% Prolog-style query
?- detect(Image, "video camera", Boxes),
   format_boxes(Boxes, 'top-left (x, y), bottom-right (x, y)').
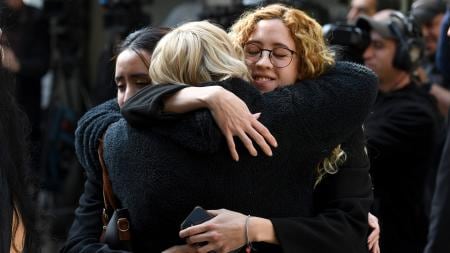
top-left (323, 23), bottom-right (370, 64)
top-left (99, 0), bottom-right (149, 32)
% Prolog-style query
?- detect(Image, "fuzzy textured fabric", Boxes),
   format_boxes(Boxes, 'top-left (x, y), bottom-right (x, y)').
top-left (108, 61), bottom-right (377, 252)
top-left (74, 99), bottom-right (121, 180)
top-left (65, 61), bottom-right (378, 253)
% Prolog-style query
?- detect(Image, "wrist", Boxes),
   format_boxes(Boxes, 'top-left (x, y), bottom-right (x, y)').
top-left (164, 86), bottom-right (222, 113)
top-left (248, 217), bottom-right (277, 244)
top-left (200, 86), bottom-right (226, 110)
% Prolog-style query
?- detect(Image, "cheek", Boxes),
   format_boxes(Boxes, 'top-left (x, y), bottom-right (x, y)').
top-left (127, 85), bottom-right (140, 99)
top-left (280, 64), bottom-right (298, 85)
top-left (432, 28), bottom-right (440, 39)
top-left (246, 61), bottom-right (256, 73)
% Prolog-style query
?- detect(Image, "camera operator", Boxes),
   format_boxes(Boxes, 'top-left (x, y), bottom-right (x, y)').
top-left (356, 9), bottom-right (443, 253)
top-left (411, 0), bottom-right (450, 117)
top-left (324, 0), bottom-right (376, 64)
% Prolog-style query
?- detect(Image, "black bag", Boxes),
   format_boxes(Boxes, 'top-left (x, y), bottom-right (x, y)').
top-left (98, 139), bottom-right (132, 251)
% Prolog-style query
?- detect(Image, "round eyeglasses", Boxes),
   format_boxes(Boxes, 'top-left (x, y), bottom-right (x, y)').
top-left (243, 43), bottom-right (296, 68)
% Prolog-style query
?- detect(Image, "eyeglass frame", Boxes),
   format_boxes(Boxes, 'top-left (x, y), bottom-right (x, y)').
top-left (243, 43), bottom-right (297, 68)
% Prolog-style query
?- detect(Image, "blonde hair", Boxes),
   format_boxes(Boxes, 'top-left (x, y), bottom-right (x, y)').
top-left (229, 3), bottom-right (335, 80)
top-left (11, 207), bottom-right (25, 253)
top-left (315, 145), bottom-right (347, 187)
top-left (230, 4), bottom-right (344, 184)
top-left (149, 21), bottom-right (251, 85)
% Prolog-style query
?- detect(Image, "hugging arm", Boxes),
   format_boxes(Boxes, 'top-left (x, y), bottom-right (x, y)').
top-left (61, 100), bottom-right (131, 253)
top-left (122, 61), bottom-right (378, 157)
top-left (74, 99), bottom-right (122, 174)
top-left (123, 84), bottom-right (276, 161)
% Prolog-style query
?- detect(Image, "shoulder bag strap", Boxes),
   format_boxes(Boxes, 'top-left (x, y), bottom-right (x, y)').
top-left (98, 138), bottom-right (118, 219)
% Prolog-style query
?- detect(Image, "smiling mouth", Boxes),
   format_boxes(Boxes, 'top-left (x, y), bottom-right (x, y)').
top-left (253, 76), bottom-right (274, 81)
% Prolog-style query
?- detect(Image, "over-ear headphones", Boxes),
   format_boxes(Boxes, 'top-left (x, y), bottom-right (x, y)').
top-left (388, 11), bottom-right (424, 72)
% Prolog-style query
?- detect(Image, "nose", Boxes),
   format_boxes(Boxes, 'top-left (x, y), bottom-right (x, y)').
top-left (117, 92), bottom-right (125, 108)
top-left (123, 87), bottom-right (132, 103)
top-left (255, 51), bottom-right (273, 68)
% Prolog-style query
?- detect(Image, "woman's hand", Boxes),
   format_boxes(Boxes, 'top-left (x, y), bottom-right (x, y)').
top-left (163, 86), bottom-right (277, 161)
top-left (162, 244), bottom-right (197, 253)
top-left (368, 212), bottom-right (380, 253)
top-left (179, 209), bottom-right (247, 253)
top-left (205, 87), bottom-right (277, 161)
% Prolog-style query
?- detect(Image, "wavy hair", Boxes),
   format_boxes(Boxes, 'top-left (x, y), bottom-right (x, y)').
top-left (230, 4), bottom-right (344, 184)
top-left (149, 21), bottom-right (251, 85)
top-left (229, 3), bottom-right (335, 80)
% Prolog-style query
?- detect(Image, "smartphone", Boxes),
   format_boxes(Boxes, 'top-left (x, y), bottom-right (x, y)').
top-left (180, 206), bottom-right (214, 230)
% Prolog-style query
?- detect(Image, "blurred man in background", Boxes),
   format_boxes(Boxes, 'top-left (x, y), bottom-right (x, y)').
top-left (424, 4), bottom-right (450, 253)
top-left (411, 0), bottom-right (446, 60)
top-left (411, 0), bottom-right (450, 116)
top-left (357, 9), bottom-right (443, 253)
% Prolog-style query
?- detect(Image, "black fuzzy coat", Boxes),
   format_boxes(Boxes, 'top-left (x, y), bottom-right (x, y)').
top-left (62, 62), bottom-right (377, 253)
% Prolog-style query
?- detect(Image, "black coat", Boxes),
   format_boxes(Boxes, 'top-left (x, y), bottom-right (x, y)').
top-left (62, 62), bottom-right (377, 253)
top-left (424, 112), bottom-right (450, 253)
top-left (365, 82), bottom-right (443, 253)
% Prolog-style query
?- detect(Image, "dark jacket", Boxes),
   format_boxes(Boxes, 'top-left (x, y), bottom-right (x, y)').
top-left (436, 8), bottom-right (450, 88)
top-left (424, 111), bottom-right (450, 253)
top-left (62, 62), bottom-right (377, 253)
top-left (365, 82), bottom-right (442, 253)
top-left (424, 7), bottom-right (450, 253)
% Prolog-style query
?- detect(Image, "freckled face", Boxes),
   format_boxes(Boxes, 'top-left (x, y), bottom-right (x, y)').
top-left (245, 19), bottom-right (299, 93)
